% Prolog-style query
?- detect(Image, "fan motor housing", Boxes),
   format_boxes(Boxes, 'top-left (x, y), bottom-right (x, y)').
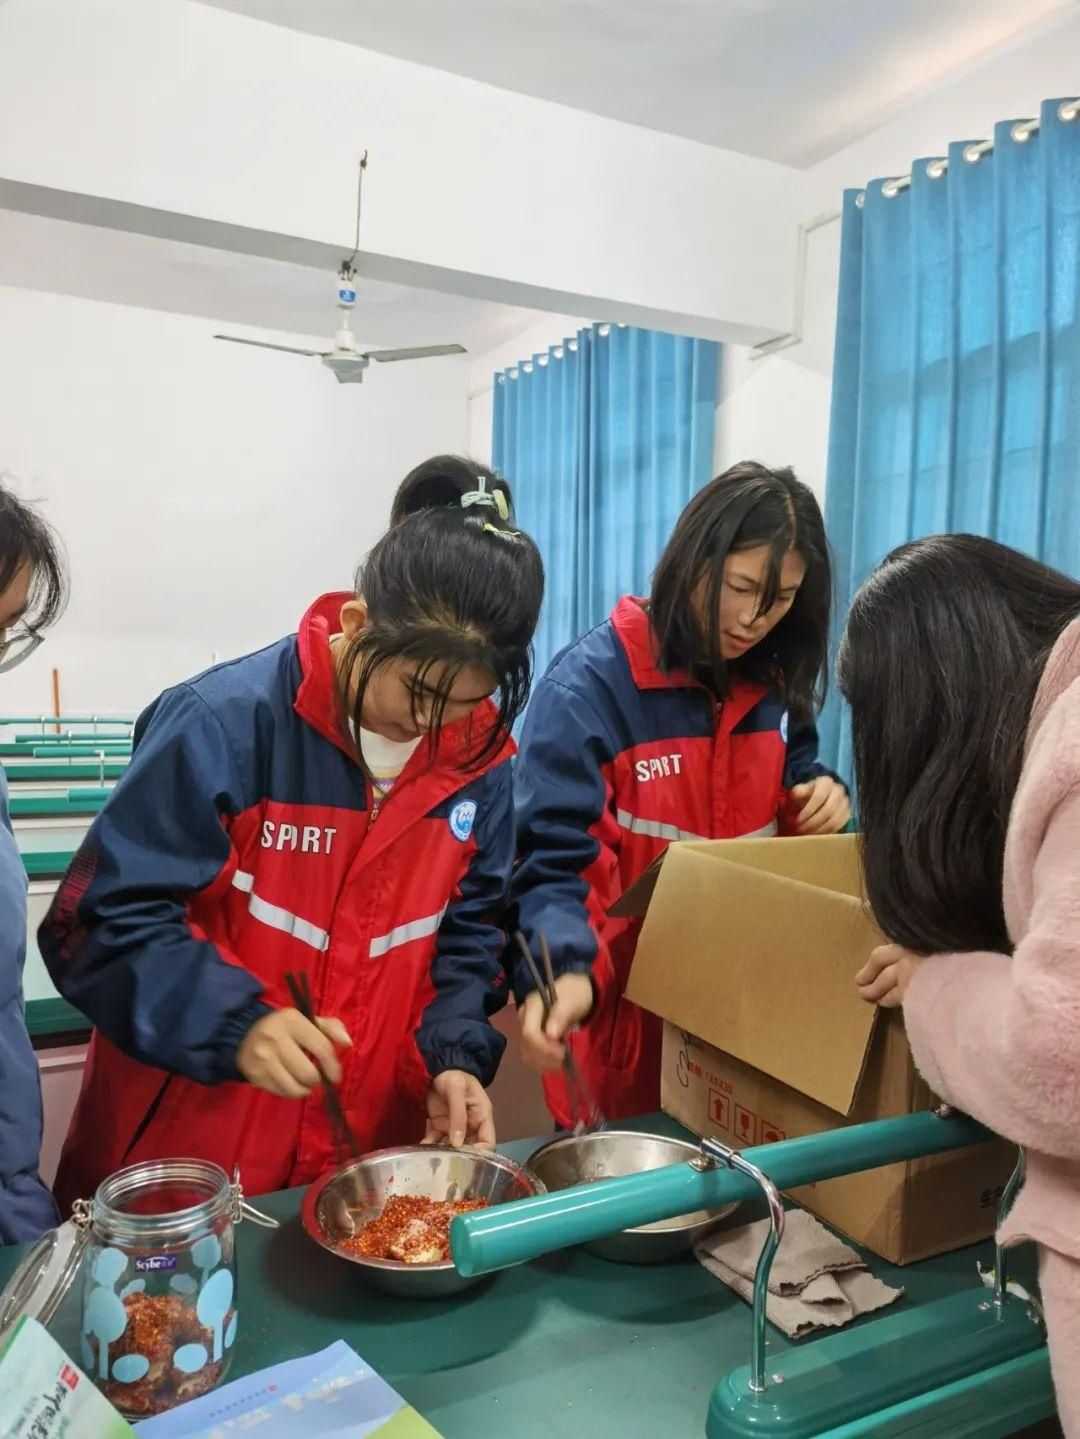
top-left (321, 352), bottom-right (369, 384)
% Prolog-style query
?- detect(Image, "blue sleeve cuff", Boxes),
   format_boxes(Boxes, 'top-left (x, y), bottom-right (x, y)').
top-left (510, 958), bottom-right (598, 1017)
top-left (214, 998), bottom-right (274, 1084)
top-left (419, 1027), bottom-right (507, 1088)
top-left (788, 760), bottom-right (848, 792)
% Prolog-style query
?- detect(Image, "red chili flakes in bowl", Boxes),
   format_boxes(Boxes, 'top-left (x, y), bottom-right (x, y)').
top-left (340, 1194), bottom-right (489, 1264)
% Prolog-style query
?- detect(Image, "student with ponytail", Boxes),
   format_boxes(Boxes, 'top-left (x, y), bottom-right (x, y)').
top-left (41, 459), bottom-right (543, 1208)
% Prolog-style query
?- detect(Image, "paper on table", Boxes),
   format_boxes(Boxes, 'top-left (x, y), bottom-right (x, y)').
top-left (132, 1340), bottom-right (443, 1439)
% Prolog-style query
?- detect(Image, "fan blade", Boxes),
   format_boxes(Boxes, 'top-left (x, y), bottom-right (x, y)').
top-left (214, 335), bottom-right (325, 358)
top-left (365, 344), bottom-right (467, 363)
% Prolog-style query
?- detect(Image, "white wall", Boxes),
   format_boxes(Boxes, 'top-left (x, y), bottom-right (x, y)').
top-left (1, 282), bottom-right (560, 1143)
top-left (0, 284), bottom-right (469, 714)
top-left (802, 7), bottom-right (1080, 213)
top-left (715, 6), bottom-right (1080, 508)
top-left (38, 1045), bottom-right (87, 1187)
top-left (0, 0), bottom-right (798, 344)
top-left (2, 282), bottom-right (562, 1145)
top-left (713, 223), bottom-right (840, 504)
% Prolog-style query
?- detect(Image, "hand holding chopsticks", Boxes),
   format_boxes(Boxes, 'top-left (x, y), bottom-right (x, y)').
top-left (235, 996), bottom-right (351, 1100)
top-left (226, 969), bottom-right (364, 1164)
top-left (515, 938), bottom-right (595, 1073)
top-left (514, 932), bottom-right (605, 1134)
top-left (280, 971), bottom-right (363, 1163)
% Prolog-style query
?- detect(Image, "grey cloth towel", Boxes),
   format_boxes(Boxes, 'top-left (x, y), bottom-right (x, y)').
top-left (695, 1208), bottom-right (903, 1339)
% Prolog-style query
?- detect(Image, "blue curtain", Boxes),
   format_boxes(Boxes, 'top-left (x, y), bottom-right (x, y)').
top-left (823, 97), bottom-right (1080, 773)
top-left (493, 324), bottom-right (719, 680)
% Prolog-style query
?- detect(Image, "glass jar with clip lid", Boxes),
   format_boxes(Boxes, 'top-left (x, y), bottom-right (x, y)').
top-left (0, 1159), bottom-right (277, 1419)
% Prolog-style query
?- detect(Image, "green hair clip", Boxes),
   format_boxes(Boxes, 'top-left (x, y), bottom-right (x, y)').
top-left (462, 474), bottom-right (511, 522)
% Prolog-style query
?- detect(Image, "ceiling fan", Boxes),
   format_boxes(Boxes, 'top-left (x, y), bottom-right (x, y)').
top-left (213, 154), bottom-right (466, 384)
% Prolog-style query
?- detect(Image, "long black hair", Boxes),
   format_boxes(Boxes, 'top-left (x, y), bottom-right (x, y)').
top-left (838, 534), bottom-right (1080, 955)
top-left (390, 455), bottom-right (514, 526)
top-left (650, 461), bottom-right (831, 721)
top-left (0, 480), bottom-right (67, 629)
top-left (342, 460), bottom-right (542, 771)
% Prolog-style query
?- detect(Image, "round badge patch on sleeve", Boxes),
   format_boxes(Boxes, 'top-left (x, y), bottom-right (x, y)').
top-left (780, 710), bottom-right (789, 743)
top-left (449, 800), bottom-right (478, 842)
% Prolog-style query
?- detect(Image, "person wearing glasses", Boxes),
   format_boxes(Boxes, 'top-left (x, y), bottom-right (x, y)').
top-left (0, 483), bottom-right (67, 1243)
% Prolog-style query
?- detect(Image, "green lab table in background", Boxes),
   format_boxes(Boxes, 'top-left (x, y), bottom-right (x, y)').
top-left (0, 743), bottom-right (131, 757)
top-left (4, 759), bottom-right (129, 782)
top-left (10, 732), bottom-right (132, 744)
top-left (16, 826), bottom-right (87, 877)
top-left (18, 827), bottom-right (89, 1039)
top-left (8, 788), bottom-right (111, 818)
top-left (0, 1117), bottom-right (1046, 1439)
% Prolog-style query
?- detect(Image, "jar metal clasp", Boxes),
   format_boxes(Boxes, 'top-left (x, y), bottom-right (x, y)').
top-left (229, 1168), bottom-right (280, 1229)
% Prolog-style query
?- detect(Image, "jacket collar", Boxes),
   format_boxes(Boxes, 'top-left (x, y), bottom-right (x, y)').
top-left (293, 592), bottom-right (513, 772)
top-left (611, 596), bottom-right (688, 691)
top-left (610, 595), bottom-right (770, 727)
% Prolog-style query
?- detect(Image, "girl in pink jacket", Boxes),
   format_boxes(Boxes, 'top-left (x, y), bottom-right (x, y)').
top-left (840, 534), bottom-right (1080, 1434)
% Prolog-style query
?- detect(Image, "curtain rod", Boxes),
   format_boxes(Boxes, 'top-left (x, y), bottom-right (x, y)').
top-left (497, 324), bottom-right (623, 380)
top-left (867, 97), bottom-right (1080, 203)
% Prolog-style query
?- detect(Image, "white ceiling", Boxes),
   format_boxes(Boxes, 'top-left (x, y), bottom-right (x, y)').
top-left (197, 0), bottom-right (1077, 167)
top-left (0, 210), bottom-right (543, 355)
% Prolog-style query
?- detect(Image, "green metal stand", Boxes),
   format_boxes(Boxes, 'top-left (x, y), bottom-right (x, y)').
top-left (817, 1350), bottom-right (1054, 1437)
top-left (451, 1116), bottom-right (1054, 1434)
top-left (705, 1151), bottom-right (1047, 1438)
top-left (452, 1111), bottom-right (993, 1276)
top-left (706, 1292), bottom-right (1045, 1437)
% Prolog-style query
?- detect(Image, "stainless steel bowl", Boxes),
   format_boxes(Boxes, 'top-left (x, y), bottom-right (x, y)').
top-left (301, 1146), bottom-right (545, 1297)
top-left (527, 1130), bottom-right (738, 1265)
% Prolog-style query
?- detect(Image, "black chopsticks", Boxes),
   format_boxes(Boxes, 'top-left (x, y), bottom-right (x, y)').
top-left (283, 970), bottom-right (363, 1165)
top-left (513, 931), bottom-right (605, 1135)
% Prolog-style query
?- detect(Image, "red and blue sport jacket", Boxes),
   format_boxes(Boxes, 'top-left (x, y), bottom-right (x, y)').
top-left (41, 594), bottom-right (514, 1207)
top-left (512, 595), bottom-right (838, 1128)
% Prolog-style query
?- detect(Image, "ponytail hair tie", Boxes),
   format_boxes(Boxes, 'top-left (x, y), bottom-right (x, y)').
top-left (461, 475), bottom-right (511, 522)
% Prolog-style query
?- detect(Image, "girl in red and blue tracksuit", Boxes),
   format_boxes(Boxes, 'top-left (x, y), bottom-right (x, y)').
top-left (512, 462), bottom-right (850, 1128)
top-left (40, 460), bottom-right (543, 1209)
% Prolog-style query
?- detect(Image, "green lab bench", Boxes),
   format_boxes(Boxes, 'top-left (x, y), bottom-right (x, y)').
top-left (0, 714), bottom-right (133, 726)
top-left (8, 787), bottom-right (111, 818)
top-left (17, 826), bottom-right (83, 878)
top-left (0, 1116), bottom-right (1054, 1438)
top-left (0, 743), bottom-right (131, 757)
top-left (11, 731), bottom-right (132, 744)
top-left (23, 996), bottom-right (89, 1040)
top-left (4, 759), bottom-right (129, 782)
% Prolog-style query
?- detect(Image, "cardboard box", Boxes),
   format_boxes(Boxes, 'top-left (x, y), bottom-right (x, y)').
top-left (617, 834), bottom-right (1016, 1265)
